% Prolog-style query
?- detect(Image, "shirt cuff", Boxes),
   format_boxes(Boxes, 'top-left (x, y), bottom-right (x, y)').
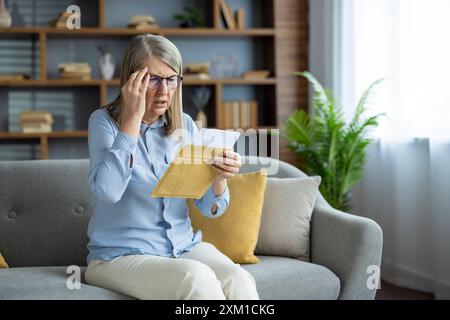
top-left (199, 184), bottom-right (230, 218)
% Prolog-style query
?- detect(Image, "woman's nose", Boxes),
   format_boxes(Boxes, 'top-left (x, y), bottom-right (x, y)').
top-left (157, 79), bottom-right (169, 94)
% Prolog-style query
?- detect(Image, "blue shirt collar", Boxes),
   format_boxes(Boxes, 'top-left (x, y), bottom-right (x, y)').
top-left (141, 114), bottom-right (168, 129)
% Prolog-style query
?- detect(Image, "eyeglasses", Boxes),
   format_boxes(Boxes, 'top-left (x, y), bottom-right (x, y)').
top-left (148, 74), bottom-right (183, 90)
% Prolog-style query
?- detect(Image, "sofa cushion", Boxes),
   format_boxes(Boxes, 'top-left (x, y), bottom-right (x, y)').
top-left (242, 256), bottom-right (340, 300)
top-left (0, 160), bottom-right (92, 268)
top-left (0, 256), bottom-right (340, 300)
top-left (255, 176), bottom-right (321, 260)
top-left (188, 170), bottom-right (267, 264)
top-left (0, 267), bottom-right (133, 300)
top-left (0, 253), bottom-right (8, 268)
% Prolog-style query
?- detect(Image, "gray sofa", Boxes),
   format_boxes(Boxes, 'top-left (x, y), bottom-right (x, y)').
top-left (0, 157), bottom-right (382, 300)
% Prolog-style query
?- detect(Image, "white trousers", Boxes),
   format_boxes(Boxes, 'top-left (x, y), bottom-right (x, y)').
top-left (85, 242), bottom-right (259, 300)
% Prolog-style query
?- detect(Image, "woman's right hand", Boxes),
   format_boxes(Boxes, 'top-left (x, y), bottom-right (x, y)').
top-left (120, 67), bottom-right (150, 137)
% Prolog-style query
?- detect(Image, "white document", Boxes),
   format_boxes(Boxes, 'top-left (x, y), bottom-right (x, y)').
top-left (192, 128), bottom-right (241, 149)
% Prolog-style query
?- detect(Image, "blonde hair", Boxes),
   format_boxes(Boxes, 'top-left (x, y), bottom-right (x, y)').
top-left (104, 34), bottom-right (184, 136)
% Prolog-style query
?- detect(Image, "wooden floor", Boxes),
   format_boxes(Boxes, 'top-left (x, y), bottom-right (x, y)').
top-left (376, 281), bottom-right (434, 300)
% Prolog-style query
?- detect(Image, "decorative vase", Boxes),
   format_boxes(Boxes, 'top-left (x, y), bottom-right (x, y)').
top-left (99, 52), bottom-right (115, 80)
top-left (196, 110), bottom-right (208, 128)
top-left (0, 0), bottom-right (12, 28)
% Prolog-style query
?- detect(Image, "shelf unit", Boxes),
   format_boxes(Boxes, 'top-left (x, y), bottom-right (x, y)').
top-left (0, 0), bottom-right (309, 162)
top-left (0, 27), bottom-right (276, 37)
top-left (0, 130), bottom-right (88, 160)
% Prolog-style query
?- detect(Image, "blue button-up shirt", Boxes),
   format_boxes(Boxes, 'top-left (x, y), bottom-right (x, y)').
top-left (86, 108), bottom-right (230, 264)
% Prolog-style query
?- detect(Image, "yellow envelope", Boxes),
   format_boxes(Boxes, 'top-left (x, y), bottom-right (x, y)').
top-left (151, 144), bottom-right (233, 199)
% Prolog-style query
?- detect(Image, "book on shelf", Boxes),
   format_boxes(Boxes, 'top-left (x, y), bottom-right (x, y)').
top-left (20, 110), bottom-right (53, 116)
top-left (0, 74), bottom-right (30, 81)
top-left (58, 62), bottom-right (91, 70)
top-left (236, 8), bottom-right (245, 29)
top-left (21, 119), bottom-right (54, 126)
top-left (129, 15), bottom-right (156, 24)
top-left (183, 73), bottom-right (211, 80)
top-left (128, 15), bottom-right (160, 30)
top-left (128, 23), bottom-right (160, 30)
top-left (185, 62), bottom-right (210, 74)
top-left (59, 73), bottom-right (92, 80)
top-left (20, 110), bottom-right (54, 133)
top-left (242, 70), bottom-right (270, 79)
top-left (220, 100), bottom-right (258, 129)
top-left (20, 110), bottom-right (54, 124)
top-left (22, 125), bottom-right (52, 133)
top-left (218, 0), bottom-right (236, 29)
top-left (58, 63), bottom-right (92, 80)
top-left (184, 62), bottom-right (211, 80)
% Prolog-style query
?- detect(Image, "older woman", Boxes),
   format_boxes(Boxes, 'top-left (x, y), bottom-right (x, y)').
top-left (84, 34), bottom-right (259, 300)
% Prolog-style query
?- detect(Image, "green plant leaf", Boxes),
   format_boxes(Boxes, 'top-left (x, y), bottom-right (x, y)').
top-left (295, 71), bottom-right (331, 111)
top-left (180, 5), bottom-right (205, 27)
top-left (173, 14), bottom-right (186, 21)
top-left (350, 78), bottom-right (385, 133)
top-left (282, 109), bottom-right (316, 146)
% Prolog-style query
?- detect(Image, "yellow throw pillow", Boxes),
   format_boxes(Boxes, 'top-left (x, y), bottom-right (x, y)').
top-left (0, 253), bottom-right (9, 269)
top-left (188, 170), bottom-right (267, 264)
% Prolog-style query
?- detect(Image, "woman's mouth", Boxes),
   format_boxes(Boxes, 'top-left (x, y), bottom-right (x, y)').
top-left (153, 100), bottom-right (167, 108)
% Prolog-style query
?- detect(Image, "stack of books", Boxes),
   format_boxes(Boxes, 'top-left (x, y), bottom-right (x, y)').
top-left (58, 63), bottom-right (92, 80)
top-left (20, 110), bottom-right (54, 133)
top-left (219, 100), bottom-right (258, 129)
top-left (184, 62), bottom-right (211, 80)
top-left (128, 15), bottom-right (160, 30)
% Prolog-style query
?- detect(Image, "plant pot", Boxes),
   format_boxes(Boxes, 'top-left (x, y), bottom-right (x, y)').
top-left (179, 21), bottom-right (190, 28)
top-left (99, 52), bottom-right (115, 80)
top-left (179, 20), bottom-right (198, 28)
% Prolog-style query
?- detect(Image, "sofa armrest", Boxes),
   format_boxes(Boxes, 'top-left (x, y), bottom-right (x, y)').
top-left (310, 202), bottom-right (383, 300)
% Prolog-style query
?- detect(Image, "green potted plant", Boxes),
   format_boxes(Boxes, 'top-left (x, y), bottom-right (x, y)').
top-left (173, 5), bottom-right (205, 28)
top-left (282, 71), bottom-right (384, 211)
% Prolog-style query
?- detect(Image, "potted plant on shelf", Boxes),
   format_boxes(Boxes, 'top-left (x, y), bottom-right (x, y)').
top-left (97, 44), bottom-right (115, 80)
top-left (282, 71), bottom-right (384, 211)
top-left (173, 5), bottom-right (205, 28)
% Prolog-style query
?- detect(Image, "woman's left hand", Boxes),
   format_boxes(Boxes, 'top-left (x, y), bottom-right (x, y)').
top-left (210, 149), bottom-right (241, 181)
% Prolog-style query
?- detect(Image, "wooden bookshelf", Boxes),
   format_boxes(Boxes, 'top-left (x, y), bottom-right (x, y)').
top-left (0, 131), bottom-right (88, 160)
top-left (0, 27), bottom-right (275, 37)
top-left (0, 78), bottom-right (276, 86)
top-left (0, 131), bottom-right (88, 139)
top-left (0, 79), bottom-right (107, 87)
top-left (0, 0), bottom-right (308, 162)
